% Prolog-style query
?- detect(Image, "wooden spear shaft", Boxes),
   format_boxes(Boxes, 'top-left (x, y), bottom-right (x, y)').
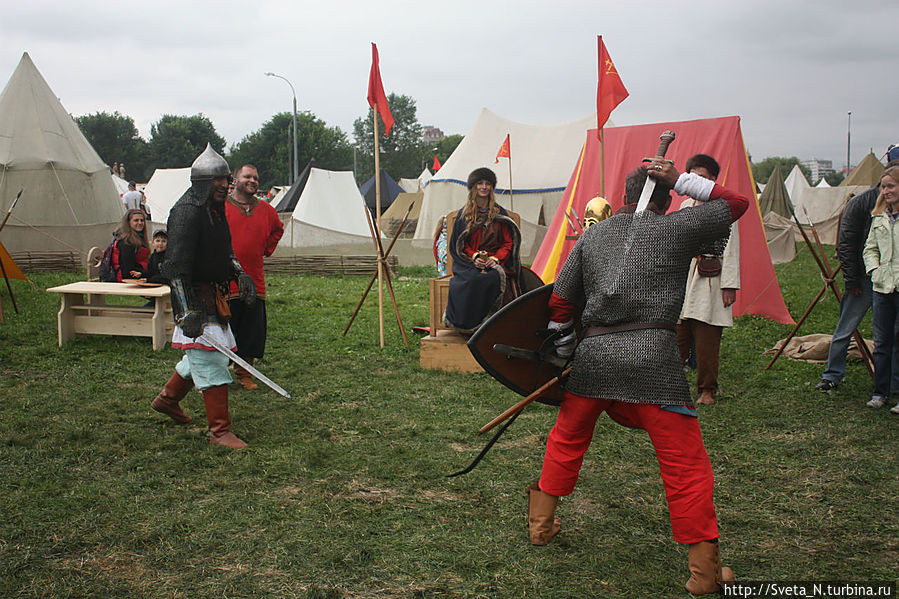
top-left (480, 368), bottom-right (571, 434)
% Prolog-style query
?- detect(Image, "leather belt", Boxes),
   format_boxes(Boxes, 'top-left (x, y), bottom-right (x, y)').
top-left (582, 321), bottom-right (676, 337)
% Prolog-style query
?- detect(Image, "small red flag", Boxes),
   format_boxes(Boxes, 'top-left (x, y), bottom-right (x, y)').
top-left (367, 43), bottom-right (394, 137)
top-left (495, 134), bottom-right (510, 163)
top-left (596, 36), bottom-right (628, 131)
top-left (433, 155), bottom-right (441, 171)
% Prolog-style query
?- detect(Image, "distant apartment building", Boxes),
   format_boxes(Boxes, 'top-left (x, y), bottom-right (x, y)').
top-left (801, 158), bottom-right (834, 183)
top-left (422, 125), bottom-right (444, 144)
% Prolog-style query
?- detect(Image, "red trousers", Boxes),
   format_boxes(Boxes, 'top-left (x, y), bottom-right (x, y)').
top-left (539, 391), bottom-right (719, 544)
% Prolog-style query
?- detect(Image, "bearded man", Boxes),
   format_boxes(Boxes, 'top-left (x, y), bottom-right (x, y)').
top-left (224, 164), bottom-right (284, 390)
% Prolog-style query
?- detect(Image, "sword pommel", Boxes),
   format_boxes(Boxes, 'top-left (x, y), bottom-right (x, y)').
top-left (655, 131), bottom-right (676, 159)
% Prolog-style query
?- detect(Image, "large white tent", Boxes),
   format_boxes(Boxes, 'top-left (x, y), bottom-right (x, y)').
top-left (784, 164), bottom-right (809, 202)
top-left (413, 108), bottom-right (594, 261)
top-left (278, 167), bottom-right (377, 249)
top-left (142, 167), bottom-right (190, 226)
top-left (0, 52), bottom-right (124, 254)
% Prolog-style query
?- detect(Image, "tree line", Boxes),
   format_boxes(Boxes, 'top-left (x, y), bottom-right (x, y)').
top-left (75, 93), bottom-right (463, 191)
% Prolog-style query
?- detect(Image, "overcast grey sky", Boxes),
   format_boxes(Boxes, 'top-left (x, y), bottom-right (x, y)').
top-left (1, 0), bottom-right (894, 171)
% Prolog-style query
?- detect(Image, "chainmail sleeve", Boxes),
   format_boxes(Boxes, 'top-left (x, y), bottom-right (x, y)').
top-left (162, 200), bottom-right (202, 282)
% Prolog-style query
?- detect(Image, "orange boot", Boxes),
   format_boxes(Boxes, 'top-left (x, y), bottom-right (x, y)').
top-left (685, 540), bottom-right (735, 595)
top-left (202, 384), bottom-right (247, 449)
top-left (151, 371), bottom-right (193, 423)
top-left (234, 359), bottom-right (258, 390)
top-left (527, 483), bottom-right (561, 545)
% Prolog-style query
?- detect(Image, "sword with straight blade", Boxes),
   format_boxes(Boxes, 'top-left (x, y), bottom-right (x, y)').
top-left (199, 332), bottom-right (292, 398)
top-left (635, 131), bottom-right (676, 213)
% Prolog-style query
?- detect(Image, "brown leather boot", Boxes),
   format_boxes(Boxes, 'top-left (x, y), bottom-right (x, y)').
top-left (151, 371), bottom-right (194, 423)
top-left (527, 483), bottom-right (561, 545)
top-left (202, 384), bottom-right (247, 449)
top-left (685, 540), bottom-right (735, 595)
top-left (234, 358), bottom-right (258, 390)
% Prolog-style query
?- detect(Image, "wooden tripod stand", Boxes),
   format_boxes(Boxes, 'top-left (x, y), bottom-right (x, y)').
top-left (342, 202), bottom-right (412, 346)
top-left (765, 210), bottom-right (873, 376)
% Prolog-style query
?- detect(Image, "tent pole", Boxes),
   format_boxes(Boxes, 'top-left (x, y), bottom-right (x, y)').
top-left (507, 135), bottom-right (514, 213)
top-left (599, 128), bottom-right (605, 199)
top-left (373, 111), bottom-right (385, 347)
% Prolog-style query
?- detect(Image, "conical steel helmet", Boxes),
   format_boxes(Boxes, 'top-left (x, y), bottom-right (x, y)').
top-left (190, 143), bottom-right (230, 182)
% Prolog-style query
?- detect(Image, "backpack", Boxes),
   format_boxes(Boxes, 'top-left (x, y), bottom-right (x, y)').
top-left (98, 235), bottom-right (121, 282)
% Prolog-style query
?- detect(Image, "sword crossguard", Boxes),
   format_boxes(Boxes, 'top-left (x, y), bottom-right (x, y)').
top-left (641, 157), bottom-right (674, 164)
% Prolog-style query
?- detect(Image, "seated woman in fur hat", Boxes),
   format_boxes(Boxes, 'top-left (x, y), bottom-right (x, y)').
top-left (443, 167), bottom-right (523, 333)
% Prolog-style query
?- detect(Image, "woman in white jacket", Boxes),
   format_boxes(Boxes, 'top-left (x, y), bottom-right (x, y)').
top-left (862, 165), bottom-right (899, 413)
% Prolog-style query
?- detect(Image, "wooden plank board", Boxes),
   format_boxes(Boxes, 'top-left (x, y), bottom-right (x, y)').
top-left (419, 329), bottom-right (482, 373)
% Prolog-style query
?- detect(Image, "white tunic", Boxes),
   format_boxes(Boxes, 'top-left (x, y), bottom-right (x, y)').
top-left (678, 198), bottom-right (741, 327)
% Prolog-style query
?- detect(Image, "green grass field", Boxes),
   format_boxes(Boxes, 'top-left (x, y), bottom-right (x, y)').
top-left (0, 246), bottom-right (896, 598)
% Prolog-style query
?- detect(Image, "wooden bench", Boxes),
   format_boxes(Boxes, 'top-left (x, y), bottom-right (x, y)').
top-left (46, 281), bottom-right (175, 350)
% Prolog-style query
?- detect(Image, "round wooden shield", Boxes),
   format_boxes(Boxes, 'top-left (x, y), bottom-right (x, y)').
top-left (468, 283), bottom-right (574, 406)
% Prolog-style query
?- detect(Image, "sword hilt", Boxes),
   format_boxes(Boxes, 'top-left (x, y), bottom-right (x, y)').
top-left (654, 130), bottom-right (675, 158)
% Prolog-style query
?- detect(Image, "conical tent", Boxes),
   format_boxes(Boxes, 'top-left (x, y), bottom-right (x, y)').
top-left (413, 108), bottom-right (595, 262)
top-left (532, 116), bottom-right (793, 325)
top-left (379, 191), bottom-right (423, 236)
top-left (361, 169), bottom-right (403, 214)
top-left (784, 164), bottom-right (810, 202)
top-left (841, 152), bottom-right (885, 188)
top-left (758, 163), bottom-right (797, 264)
top-left (274, 159), bottom-right (316, 213)
top-left (758, 163), bottom-right (793, 218)
top-left (278, 167), bottom-right (377, 249)
top-left (142, 167), bottom-right (189, 225)
top-left (0, 53), bottom-right (124, 254)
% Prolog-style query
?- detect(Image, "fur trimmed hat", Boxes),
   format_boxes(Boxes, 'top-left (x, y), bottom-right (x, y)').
top-left (467, 167), bottom-right (497, 189)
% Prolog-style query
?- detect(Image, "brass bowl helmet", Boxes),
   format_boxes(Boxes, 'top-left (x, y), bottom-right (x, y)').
top-left (583, 196), bottom-right (612, 229)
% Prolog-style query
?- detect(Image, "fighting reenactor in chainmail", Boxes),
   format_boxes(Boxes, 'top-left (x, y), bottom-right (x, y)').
top-left (526, 159), bottom-right (749, 596)
top-left (150, 144), bottom-right (256, 449)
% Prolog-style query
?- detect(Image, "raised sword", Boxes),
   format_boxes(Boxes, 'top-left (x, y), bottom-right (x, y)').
top-left (635, 131), bottom-right (676, 213)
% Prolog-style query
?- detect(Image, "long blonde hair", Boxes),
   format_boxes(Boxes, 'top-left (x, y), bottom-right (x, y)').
top-left (871, 166), bottom-right (899, 216)
top-left (117, 209), bottom-right (149, 248)
top-left (462, 186), bottom-right (500, 234)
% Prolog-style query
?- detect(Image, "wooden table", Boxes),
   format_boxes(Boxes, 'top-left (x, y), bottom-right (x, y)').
top-left (46, 281), bottom-right (174, 350)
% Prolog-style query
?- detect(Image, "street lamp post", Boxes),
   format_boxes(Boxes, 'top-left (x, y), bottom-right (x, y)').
top-left (265, 71), bottom-right (299, 185)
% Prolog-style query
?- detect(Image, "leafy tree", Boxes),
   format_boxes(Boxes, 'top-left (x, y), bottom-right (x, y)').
top-left (824, 171), bottom-right (845, 186)
top-left (75, 111), bottom-right (150, 181)
top-left (353, 93), bottom-right (426, 183)
top-left (434, 134), bottom-right (463, 166)
top-left (147, 114), bottom-right (226, 172)
top-left (228, 112), bottom-right (353, 190)
top-left (751, 156), bottom-right (812, 185)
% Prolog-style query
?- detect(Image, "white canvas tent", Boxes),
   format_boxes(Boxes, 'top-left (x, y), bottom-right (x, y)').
top-left (816, 178), bottom-right (831, 188)
top-left (413, 108), bottom-right (594, 261)
top-left (111, 173), bottom-right (129, 198)
top-left (784, 165), bottom-right (809, 202)
top-left (398, 177), bottom-right (420, 193)
top-left (789, 185), bottom-right (866, 244)
top-left (142, 167), bottom-right (190, 225)
top-left (278, 167), bottom-right (378, 249)
top-left (0, 52), bottom-right (124, 254)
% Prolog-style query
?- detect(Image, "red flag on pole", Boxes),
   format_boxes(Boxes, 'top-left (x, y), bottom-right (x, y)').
top-left (367, 43), bottom-right (394, 137)
top-left (432, 155), bottom-right (441, 171)
top-left (596, 36), bottom-right (628, 131)
top-left (495, 134), bottom-right (510, 163)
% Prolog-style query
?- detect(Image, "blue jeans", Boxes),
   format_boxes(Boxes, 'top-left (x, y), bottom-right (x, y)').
top-left (870, 290), bottom-right (899, 399)
top-left (822, 278), bottom-right (872, 384)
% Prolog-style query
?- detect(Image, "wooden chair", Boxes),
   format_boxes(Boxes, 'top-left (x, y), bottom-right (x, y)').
top-left (427, 209), bottom-right (521, 335)
top-left (86, 246), bottom-right (103, 281)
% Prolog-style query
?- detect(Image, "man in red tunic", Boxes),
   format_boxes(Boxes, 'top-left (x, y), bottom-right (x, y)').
top-left (224, 164), bottom-right (284, 390)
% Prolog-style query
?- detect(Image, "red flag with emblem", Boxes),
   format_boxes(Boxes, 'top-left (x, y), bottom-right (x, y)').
top-left (367, 43), bottom-right (394, 137)
top-left (596, 36), bottom-right (628, 131)
top-left (495, 134), bottom-right (510, 163)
